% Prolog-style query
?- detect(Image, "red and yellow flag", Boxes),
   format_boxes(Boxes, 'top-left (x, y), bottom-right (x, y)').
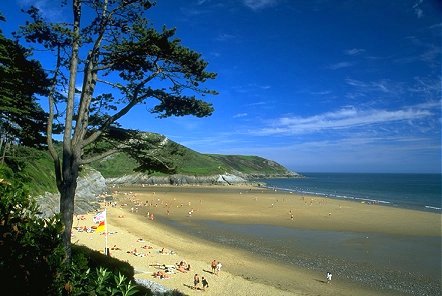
top-left (96, 220), bottom-right (105, 232)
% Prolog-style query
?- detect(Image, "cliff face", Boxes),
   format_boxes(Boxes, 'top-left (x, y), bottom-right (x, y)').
top-left (106, 172), bottom-right (250, 186)
top-left (36, 169), bottom-right (107, 217)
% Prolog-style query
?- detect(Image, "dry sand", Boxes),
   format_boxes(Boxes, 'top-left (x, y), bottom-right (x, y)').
top-left (72, 185), bottom-right (441, 296)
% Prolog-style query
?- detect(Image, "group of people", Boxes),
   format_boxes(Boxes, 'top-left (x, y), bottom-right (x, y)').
top-left (211, 259), bottom-right (222, 275)
top-left (154, 259), bottom-right (223, 291)
top-left (193, 273), bottom-right (209, 291)
top-left (192, 259), bottom-right (222, 290)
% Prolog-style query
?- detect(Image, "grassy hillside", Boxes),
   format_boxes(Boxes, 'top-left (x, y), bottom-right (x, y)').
top-left (0, 146), bottom-right (57, 195)
top-left (207, 154), bottom-right (290, 175)
top-left (90, 134), bottom-right (294, 178)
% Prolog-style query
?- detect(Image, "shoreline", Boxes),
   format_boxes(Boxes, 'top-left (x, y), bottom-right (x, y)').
top-left (255, 173), bottom-right (442, 214)
top-left (74, 184), bottom-right (441, 295)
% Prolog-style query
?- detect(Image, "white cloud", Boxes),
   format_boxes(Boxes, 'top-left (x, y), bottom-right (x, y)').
top-left (233, 113), bottom-right (248, 118)
top-left (254, 102), bottom-right (438, 135)
top-left (243, 0), bottom-right (278, 10)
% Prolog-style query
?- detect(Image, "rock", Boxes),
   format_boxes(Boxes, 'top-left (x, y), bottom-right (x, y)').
top-left (106, 173), bottom-right (250, 186)
top-left (36, 168), bottom-right (107, 218)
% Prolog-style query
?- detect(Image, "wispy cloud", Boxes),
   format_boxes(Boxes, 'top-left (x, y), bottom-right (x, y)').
top-left (243, 0), bottom-right (279, 10)
top-left (231, 83), bottom-right (271, 94)
top-left (233, 113), bottom-right (248, 118)
top-left (215, 33), bottom-right (237, 42)
top-left (327, 62), bottom-right (353, 70)
top-left (344, 48), bottom-right (366, 56)
top-left (412, 0), bottom-right (424, 18)
top-left (18, 0), bottom-right (65, 21)
top-left (254, 102), bottom-right (439, 136)
top-left (345, 78), bottom-right (404, 94)
top-left (308, 90), bottom-right (332, 95)
top-left (246, 101), bottom-right (267, 107)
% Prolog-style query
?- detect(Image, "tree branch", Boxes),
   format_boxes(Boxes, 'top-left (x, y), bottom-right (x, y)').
top-left (81, 70), bottom-right (160, 148)
top-left (80, 146), bottom-right (120, 165)
top-left (47, 45), bottom-right (63, 190)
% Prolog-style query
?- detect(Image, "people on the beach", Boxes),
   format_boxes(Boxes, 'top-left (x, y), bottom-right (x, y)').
top-left (215, 261), bottom-right (222, 275)
top-left (177, 265), bottom-right (187, 273)
top-left (211, 259), bottom-right (217, 274)
top-left (193, 273), bottom-right (200, 289)
top-left (201, 276), bottom-right (209, 290)
top-left (326, 271), bottom-right (332, 283)
top-left (154, 270), bottom-right (170, 279)
top-left (176, 260), bottom-right (189, 272)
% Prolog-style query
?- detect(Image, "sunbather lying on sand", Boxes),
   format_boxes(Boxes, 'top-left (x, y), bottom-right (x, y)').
top-left (153, 270), bottom-right (170, 279)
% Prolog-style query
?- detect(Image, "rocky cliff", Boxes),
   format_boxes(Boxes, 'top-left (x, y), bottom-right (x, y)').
top-left (36, 168), bottom-right (108, 217)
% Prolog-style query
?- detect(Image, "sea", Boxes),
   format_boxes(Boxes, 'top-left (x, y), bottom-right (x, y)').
top-left (256, 173), bottom-right (442, 213)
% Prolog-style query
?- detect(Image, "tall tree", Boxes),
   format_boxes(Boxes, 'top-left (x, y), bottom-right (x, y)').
top-left (19, 0), bottom-right (217, 260)
top-left (0, 27), bottom-right (50, 155)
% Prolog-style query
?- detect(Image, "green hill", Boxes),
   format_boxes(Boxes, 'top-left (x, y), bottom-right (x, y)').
top-left (89, 133), bottom-right (296, 178)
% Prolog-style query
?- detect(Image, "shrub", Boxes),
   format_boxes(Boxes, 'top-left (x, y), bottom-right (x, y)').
top-left (0, 179), bottom-right (65, 295)
top-left (0, 178), bottom-right (155, 295)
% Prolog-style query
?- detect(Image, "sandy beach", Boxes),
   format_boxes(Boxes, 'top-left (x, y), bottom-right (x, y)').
top-left (72, 185), bottom-right (441, 296)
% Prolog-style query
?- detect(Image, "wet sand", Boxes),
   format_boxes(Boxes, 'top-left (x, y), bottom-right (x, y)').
top-left (73, 185), bottom-right (441, 295)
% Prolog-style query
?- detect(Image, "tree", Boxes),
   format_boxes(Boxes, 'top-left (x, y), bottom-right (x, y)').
top-left (0, 27), bottom-right (51, 159)
top-left (19, 0), bottom-right (217, 261)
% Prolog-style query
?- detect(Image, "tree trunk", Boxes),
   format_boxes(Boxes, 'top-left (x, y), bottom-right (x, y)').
top-left (59, 153), bottom-right (80, 261)
top-left (60, 177), bottom-right (77, 260)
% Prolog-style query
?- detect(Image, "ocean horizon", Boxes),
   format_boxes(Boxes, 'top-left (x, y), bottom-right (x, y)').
top-left (256, 172), bottom-right (441, 212)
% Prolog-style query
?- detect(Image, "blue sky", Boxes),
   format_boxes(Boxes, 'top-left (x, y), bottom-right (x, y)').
top-left (1, 0), bottom-right (441, 173)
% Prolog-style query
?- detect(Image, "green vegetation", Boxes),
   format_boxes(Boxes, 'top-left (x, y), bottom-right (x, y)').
top-left (0, 177), bottom-right (184, 295)
top-left (1, 135), bottom-right (292, 197)
top-left (208, 154), bottom-right (291, 175)
top-left (89, 133), bottom-right (293, 177)
top-left (0, 145), bottom-right (57, 195)
top-left (0, 30), bottom-right (50, 148)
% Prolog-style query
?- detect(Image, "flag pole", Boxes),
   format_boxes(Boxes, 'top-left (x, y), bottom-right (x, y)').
top-left (104, 208), bottom-right (108, 255)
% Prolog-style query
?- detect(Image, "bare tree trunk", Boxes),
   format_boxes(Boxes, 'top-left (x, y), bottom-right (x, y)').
top-left (59, 149), bottom-right (80, 261)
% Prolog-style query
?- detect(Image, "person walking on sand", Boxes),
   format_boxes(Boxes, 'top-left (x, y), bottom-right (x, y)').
top-left (211, 259), bottom-right (217, 274)
top-left (215, 261), bottom-right (222, 275)
top-left (326, 271), bottom-right (332, 284)
top-left (193, 273), bottom-right (200, 290)
top-left (201, 276), bottom-right (209, 290)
